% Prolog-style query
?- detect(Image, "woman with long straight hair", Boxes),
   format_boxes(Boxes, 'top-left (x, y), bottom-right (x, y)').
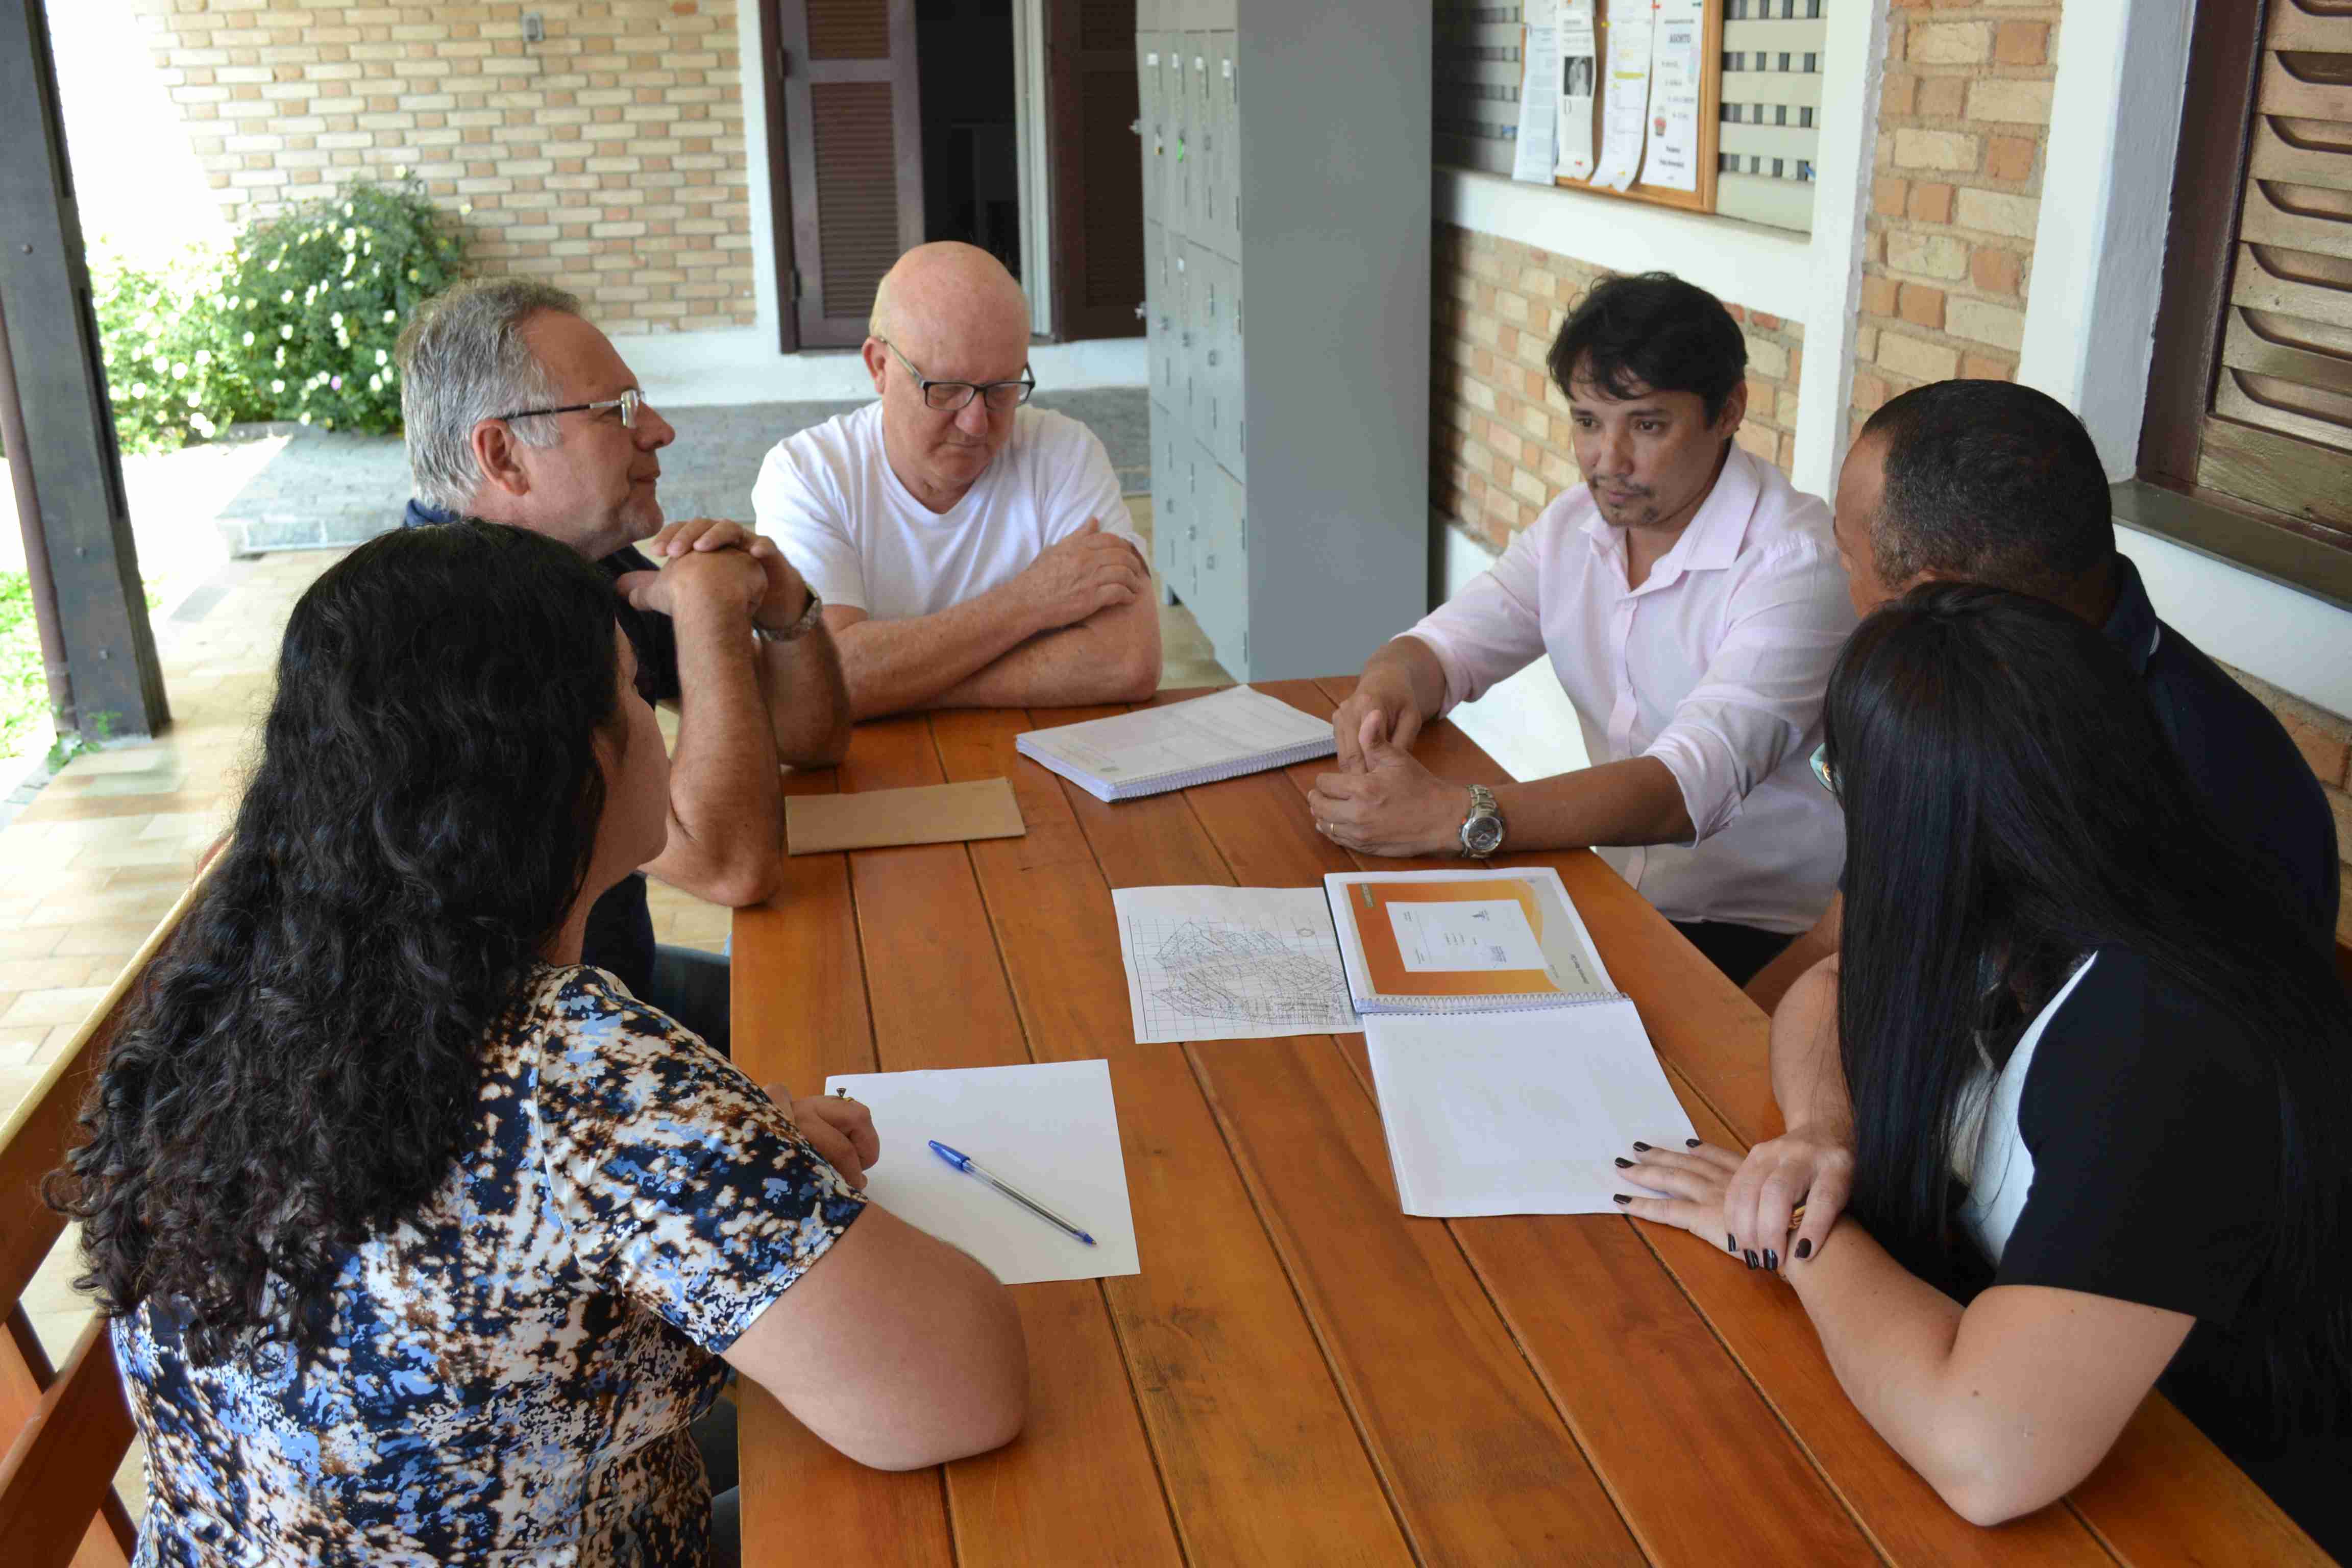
top-left (1621, 582), bottom-right (2351, 1551)
top-left (49, 520), bottom-right (1024, 1566)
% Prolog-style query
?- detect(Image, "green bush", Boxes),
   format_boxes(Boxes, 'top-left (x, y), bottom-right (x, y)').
top-left (90, 241), bottom-right (248, 455)
top-left (215, 176), bottom-right (468, 434)
top-left (88, 176), bottom-right (467, 451)
top-left (0, 570), bottom-right (53, 760)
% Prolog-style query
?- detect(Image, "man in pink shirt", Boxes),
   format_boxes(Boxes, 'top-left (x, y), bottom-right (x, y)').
top-left (1309, 273), bottom-right (1855, 983)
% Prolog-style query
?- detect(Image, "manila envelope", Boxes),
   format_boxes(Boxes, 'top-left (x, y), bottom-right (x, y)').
top-left (786, 776), bottom-right (1027, 855)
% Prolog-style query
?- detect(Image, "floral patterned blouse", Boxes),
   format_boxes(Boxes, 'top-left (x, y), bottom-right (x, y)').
top-left (114, 965), bottom-right (869, 1566)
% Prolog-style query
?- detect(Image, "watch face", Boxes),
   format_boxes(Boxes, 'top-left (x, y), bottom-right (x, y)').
top-left (1465, 815), bottom-right (1504, 854)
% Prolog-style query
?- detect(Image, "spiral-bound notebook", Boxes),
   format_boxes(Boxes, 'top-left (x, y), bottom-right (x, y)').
top-left (1323, 866), bottom-right (1623, 1015)
top-left (1015, 684), bottom-right (1335, 802)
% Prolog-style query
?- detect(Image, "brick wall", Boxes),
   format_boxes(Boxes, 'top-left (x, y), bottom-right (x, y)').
top-left (2219, 666), bottom-right (2352, 949)
top-left (1851, 0), bottom-right (2059, 434)
top-left (128, 0), bottom-right (758, 334)
top-left (1430, 224), bottom-right (1804, 554)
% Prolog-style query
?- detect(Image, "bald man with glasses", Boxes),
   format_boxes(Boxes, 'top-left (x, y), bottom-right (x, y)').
top-left (753, 242), bottom-right (1161, 719)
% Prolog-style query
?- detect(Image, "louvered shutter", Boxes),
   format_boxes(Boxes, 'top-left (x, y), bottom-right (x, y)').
top-left (1434, 1), bottom-right (1525, 178)
top-left (1050, 0), bottom-right (1146, 339)
top-left (2198, 0), bottom-right (2352, 527)
top-left (781, 0), bottom-right (925, 348)
top-left (1715, 0), bottom-right (1825, 233)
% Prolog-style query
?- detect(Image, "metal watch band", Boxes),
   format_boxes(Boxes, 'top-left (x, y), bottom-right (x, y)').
top-left (754, 586), bottom-right (824, 644)
top-left (1461, 783), bottom-right (1504, 859)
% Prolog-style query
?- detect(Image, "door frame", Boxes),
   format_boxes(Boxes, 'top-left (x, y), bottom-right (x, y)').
top-left (757, 0), bottom-right (799, 354)
top-left (1013, 0), bottom-right (1056, 337)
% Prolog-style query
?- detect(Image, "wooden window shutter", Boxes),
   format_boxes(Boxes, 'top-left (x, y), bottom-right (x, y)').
top-left (780, 0), bottom-right (924, 348)
top-left (1049, 0), bottom-right (1144, 340)
top-left (2191, 1), bottom-right (2352, 535)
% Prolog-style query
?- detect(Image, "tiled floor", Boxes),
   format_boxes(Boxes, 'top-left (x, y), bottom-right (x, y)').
top-left (3, 495), bottom-right (1227, 1437)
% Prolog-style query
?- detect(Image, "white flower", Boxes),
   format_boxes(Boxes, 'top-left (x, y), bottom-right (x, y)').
top-left (330, 312), bottom-right (343, 328)
top-left (266, 259), bottom-right (279, 272)
top-left (280, 324), bottom-right (293, 339)
top-left (271, 378), bottom-right (285, 394)
top-left (193, 349), bottom-right (211, 367)
top-left (242, 331), bottom-right (255, 346)
top-left (281, 289), bottom-right (293, 304)
top-left (375, 348), bottom-right (387, 366)
top-left (381, 309), bottom-right (396, 324)
top-left (171, 362), bottom-right (187, 379)
top-left (129, 382), bottom-right (146, 398)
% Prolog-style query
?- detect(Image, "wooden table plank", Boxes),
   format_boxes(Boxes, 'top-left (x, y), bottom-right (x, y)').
top-left (930, 706), bottom-right (1415, 1567)
top-left (1040, 704), bottom-right (1648, 1565)
top-left (821, 717), bottom-right (1185, 1568)
top-left (1182, 685), bottom-right (1882, 1566)
top-left (1295, 677), bottom-right (2323, 1565)
top-left (733, 765), bottom-right (954, 1568)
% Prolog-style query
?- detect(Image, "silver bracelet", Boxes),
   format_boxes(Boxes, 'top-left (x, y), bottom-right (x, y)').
top-left (753, 586), bottom-right (824, 644)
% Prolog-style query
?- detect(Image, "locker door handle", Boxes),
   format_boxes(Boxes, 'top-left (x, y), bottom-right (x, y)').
top-left (1130, 120), bottom-right (1143, 135)
top-left (1180, 332), bottom-right (1192, 347)
top-left (1134, 303), bottom-right (1147, 319)
top-left (1206, 351), bottom-right (1219, 366)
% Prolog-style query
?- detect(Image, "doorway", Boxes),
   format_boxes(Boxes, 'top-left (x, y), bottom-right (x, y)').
top-left (915, 0), bottom-right (1021, 279)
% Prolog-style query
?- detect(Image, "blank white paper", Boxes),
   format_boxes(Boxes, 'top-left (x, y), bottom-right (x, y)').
top-left (821, 1060), bottom-right (1140, 1285)
top-left (1364, 1006), bottom-right (1698, 1216)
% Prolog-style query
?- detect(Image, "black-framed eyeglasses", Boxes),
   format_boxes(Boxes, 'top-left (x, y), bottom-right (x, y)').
top-left (497, 387), bottom-right (646, 428)
top-left (879, 338), bottom-right (1035, 412)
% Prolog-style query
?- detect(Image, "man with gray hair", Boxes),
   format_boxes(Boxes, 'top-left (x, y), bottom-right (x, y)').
top-left (396, 278), bottom-right (851, 1051)
top-left (753, 242), bottom-right (1159, 718)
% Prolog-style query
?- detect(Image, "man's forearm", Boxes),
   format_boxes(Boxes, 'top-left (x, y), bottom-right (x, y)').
top-left (757, 623), bottom-right (852, 768)
top-left (835, 587), bottom-right (1045, 720)
top-left (1364, 635), bottom-right (1451, 721)
top-left (1748, 895), bottom-right (1842, 1013)
top-left (1488, 756), bottom-right (1695, 851)
top-left (1768, 955), bottom-right (1851, 1135)
top-left (924, 596), bottom-right (1160, 712)
top-left (654, 600), bottom-right (785, 906)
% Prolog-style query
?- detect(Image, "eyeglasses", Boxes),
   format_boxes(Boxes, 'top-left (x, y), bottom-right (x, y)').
top-left (1809, 742), bottom-right (1839, 799)
top-left (879, 338), bottom-right (1035, 412)
top-left (497, 387), bottom-right (646, 428)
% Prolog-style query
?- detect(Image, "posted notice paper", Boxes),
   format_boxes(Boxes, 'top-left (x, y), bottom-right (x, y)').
top-left (1591, 0), bottom-right (1654, 192)
top-left (822, 1060), bottom-right (1140, 1285)
top-left (1512, 26), bottom-right (1562, 185)
top-left (1639, 0), bottom-right (1705, 192)
top-left (1364, 1009), bottom-right (1699, 1217)
top-left (1555, 0), bottom-right (1598, 182)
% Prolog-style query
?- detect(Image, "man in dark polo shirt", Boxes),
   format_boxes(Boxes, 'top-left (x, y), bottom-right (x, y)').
top-left (395, 279), bottom-right (852, 1052)
top-left (1747, 379), bottom-right (2337, 1018)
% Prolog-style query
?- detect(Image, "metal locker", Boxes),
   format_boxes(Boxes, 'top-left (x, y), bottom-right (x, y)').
top-left (1183, 239), bottom-right (1219, 442)
top-left (1212, 253), bottom-right (1245, 477)
top-left (1161, 48), bottom-right (1191, 238)
top-left (1142, 219), bottom-right (1165, 387)
top-left (1186, 41), bottom-right (1217, 240)
top-left (1153, 414), bottom-right (1195, 604)
top-left (1137, 35), bottom-right (1164, 229)
top-left (1187, 437), bottom-right (1244, 668)
top-left (1210, 36), bottom-right (1240, 257)
top-left (1155, 227), bottom-right (1188, 413)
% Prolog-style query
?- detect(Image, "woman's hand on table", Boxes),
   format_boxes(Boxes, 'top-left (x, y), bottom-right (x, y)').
top-left (766, 1083), bottom-right (882, 1190)
top-left (1721, 1120), bottom-right (1851, 1270)
top-left (1617, 1140), bottom-right (1773, 1269)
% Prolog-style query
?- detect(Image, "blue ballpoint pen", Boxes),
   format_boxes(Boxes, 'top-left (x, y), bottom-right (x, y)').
top-left (929, 1140), bottom-right (1097, 1246)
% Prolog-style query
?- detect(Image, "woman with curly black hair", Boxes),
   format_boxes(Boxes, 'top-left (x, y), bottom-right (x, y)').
top-left (50, 520), bottom-right (1024, 1566)
top-left (1621, 583), bottom-right (2352, 1553)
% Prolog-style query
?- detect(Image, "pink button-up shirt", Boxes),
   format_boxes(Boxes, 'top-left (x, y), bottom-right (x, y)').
top-left (1408, 447), bottom-right (1855, 934)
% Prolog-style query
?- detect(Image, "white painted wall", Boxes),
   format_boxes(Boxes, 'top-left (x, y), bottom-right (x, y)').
top-left (2119, 530), bottom-right (2352, 719)
top-left (2015, 0), bottom-right (2195, 478)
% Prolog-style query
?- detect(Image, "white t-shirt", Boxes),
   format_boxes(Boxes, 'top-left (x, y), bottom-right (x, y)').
top-left (751, 401), bottom-right (1140, 619)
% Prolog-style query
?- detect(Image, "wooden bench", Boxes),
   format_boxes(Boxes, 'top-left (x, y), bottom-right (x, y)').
top-left (0, 869), bottom-right (212, 1568)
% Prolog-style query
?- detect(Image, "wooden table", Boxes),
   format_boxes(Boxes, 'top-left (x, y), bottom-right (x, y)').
top-left (731, 680), bottom-right (2324, 1567)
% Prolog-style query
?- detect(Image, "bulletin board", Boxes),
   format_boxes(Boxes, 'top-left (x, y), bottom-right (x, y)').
top-left (1533, 1), bottom-right (1723, 214)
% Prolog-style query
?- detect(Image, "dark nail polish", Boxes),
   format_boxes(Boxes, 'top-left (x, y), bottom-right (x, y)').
top-left (1727, 1233), bottom-right (1737, 1252)
top-left (1743, 1250), bottom-right (1760, 1269)
top-left (1794, 1238), bottom-right (1812, 1261)
top-left (1685, 1138), bottom-right (1702, 1148)
top-left (1612, 1156), bottom-right (1634, 1168)
top-left (1632, 1141), bottom-right (1652, 1152)
top-left (1611, 1193), bottom-right (1631, 1205)
top-left (1763, 1249), bottom-right (1779, 1271)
